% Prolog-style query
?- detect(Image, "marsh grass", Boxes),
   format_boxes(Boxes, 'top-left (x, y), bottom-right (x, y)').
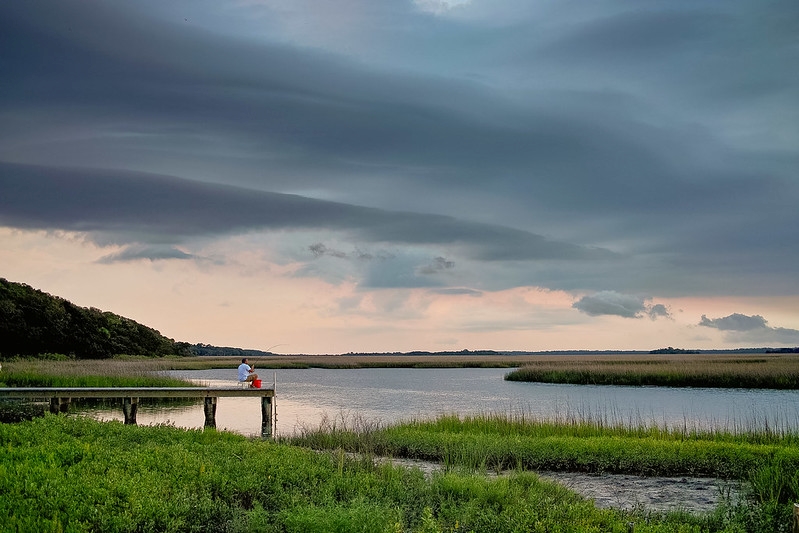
top-left (505, 354), bottom-right (799, 389)
top-left (289, 411), bottom-right (799, 529)
top-left (0, 358), bottom-right (193, 388)
top-left (1, 415), bottom-right (749, 533)
top-left (0, 358), bottom-right (197, 423)
top-left (8, 353), bottom-right (798, 384)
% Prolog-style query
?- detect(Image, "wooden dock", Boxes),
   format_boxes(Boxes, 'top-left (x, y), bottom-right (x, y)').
top-left (0, 387), bottom-right (276, 437)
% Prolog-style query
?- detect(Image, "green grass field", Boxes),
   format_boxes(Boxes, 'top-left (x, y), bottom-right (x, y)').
top-left (4, 415), bottom-right (793, 533)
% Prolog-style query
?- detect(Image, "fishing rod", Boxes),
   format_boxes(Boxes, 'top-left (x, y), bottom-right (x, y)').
top-left (250, 343), bottom-right (286, 371)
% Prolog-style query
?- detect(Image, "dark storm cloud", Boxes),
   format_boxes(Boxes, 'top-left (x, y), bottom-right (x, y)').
top-left (1, 0), bottom-right (797, 297)
top-left (573, 291), bottom-right (671, 319)
top-left (540, 0), bottom-right (799, 100)
top-left (309, 243), bottom-right (348, 260)
top-left (418, 257), bottom-right (455, 275)
top-left (699, 314), bottom-right (768, 332)
top-left (1, 0), bottom-right (787, 216)
top-left (647, 304), bottom-right (672, 320)
top-left (0, 0), bottom-right (528, 177)
top-left (545, 8), bottom-right (717, 60)
top-left (699, 313), bottom-right (799, 345)
top-left (0, 161), bottom-right (613, 262)
top-left (97, 245), bottom-right (194, 264)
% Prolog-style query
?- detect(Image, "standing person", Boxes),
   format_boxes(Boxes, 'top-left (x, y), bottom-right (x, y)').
top-left (238, 358), bottom-right (258, 386)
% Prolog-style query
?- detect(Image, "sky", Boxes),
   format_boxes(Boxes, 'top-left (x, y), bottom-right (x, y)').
top-left (1, 0), bottom-right (798, 354)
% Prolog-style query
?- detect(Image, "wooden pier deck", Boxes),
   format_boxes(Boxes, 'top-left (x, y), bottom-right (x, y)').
top-left (0, 387), bottom-right (276, 437)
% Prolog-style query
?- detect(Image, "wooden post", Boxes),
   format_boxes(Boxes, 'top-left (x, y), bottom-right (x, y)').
top-left (203, 397), bottom-right (217, 429)
top-left (793, 503), bottom-right (799, 533)
top-left (261, 396), bottom-right (272, 438)
top-left (49, 397), bottom-right (70, 414)
top-left (627, 522), bottom-right (635, 533)
top-left (122, 397), bottom-right (139, 425)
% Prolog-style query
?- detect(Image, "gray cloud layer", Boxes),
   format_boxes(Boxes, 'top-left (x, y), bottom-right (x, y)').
top-left (700, 313), bottom-right (799, 345)
top-left (1, 0), bottom-right (797, 298)
top-left (573, 291), bottom-right (671, 320)
top-left (0, 161), bottom-right (611, 263)
top-left (699, 314), bottom-right (768, 332)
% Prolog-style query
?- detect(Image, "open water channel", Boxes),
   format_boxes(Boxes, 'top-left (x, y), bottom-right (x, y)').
top-left (91, 367), bottom-right (799, 438)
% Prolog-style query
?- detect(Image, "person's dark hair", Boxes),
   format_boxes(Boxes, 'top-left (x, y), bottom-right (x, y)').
top-left (242, 358), bottom-right (247, 364)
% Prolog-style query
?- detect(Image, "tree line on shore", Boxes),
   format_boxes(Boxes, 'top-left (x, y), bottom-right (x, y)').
top-left (0, 278), bottom-right (191, 359)
top-left (3, 277), bottom-right (796, 360)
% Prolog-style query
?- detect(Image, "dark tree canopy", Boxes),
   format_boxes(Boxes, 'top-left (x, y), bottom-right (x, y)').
top-left (0, 278), bottom-right (190, 358)
top-left (649, 347), bottom-right (700, 355)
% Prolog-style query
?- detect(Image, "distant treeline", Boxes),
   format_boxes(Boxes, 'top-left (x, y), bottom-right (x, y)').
top-left (765, 347), bottom-right (799, 354)
top-left (189, 344), bottom-right (277, 357)
top-left (0, 278), bottom-right (190, 359)
top-left (649, 347), bottom-right (701, 354)
top-left (3, 278), bottom-right (795, 360)
top-left (343, 349), bottom-right (502, 356)
top-left (649, 347), bottom-right (799, 355)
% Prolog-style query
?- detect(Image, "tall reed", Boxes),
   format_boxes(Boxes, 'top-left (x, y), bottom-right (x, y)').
top-left (289, 411), bottom-right (799, 499)
top-left (0, 358), bottom-right (193, 387)
top-left (505, 354), bottom-right (799, 389)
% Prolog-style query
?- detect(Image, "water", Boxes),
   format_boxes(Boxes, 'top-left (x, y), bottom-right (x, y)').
top-left (91, 367), bottom-right (799, 437)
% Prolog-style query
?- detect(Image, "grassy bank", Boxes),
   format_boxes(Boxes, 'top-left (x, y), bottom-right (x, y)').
top-left (504, 354), bottom-right (799, 389)
top-left (289, 412), bottom-right (799, 483)
top-left (0, 415), bottom-right (779, 533)
top-left (289, 413), bottom-right (799, 531)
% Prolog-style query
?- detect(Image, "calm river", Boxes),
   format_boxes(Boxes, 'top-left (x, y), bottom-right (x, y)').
top-left (92, 367), bottom-right (799, 437)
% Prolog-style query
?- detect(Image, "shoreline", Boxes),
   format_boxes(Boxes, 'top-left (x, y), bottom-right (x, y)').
top-left (161, 351), bottom-right (798, 368)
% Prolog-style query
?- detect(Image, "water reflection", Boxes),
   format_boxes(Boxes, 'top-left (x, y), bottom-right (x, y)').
top-left (90, 367), bottom-right (799, 437)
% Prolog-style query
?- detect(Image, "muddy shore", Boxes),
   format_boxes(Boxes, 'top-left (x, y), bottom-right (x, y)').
top-left (539, 471), bottom-right (740, 513)
top-left (386, 457), bottom-right (740, 514)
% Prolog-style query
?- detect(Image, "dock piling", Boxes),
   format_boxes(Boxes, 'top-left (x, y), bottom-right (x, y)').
top-left (261, 396), bottom-right (273, 438)
top-left (122, 397), bottom-right (139, 425)
top-left (49, 397), bottom-right (70, 414)
top-left (204, 397), bottom-right (218, 428)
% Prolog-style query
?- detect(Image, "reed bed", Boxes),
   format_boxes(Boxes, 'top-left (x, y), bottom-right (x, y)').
top-left (6, 353), bottom-right (798, 382)
top-left (505, 354), bottom-right (799, 389)
top-left (0, 357), bottom-right (192, 388)
top-left (289, 412), bottom-right (799, 479)
top-left (0, 358), bottom-right (202, 427)
top-left (288, 411), bottom-right (799, 531)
